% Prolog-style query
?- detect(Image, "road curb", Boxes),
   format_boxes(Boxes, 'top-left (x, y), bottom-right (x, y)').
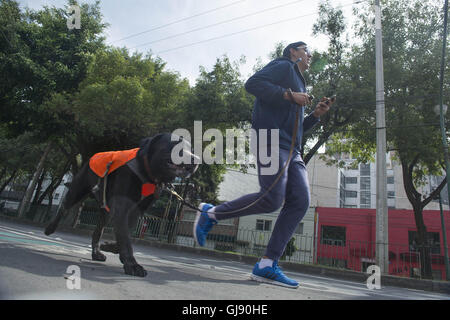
top-left (1, 215), bottom-right (450, 295)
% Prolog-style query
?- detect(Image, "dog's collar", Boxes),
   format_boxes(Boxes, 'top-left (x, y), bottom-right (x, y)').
top-left (143, 156), bottom-right (159, 184)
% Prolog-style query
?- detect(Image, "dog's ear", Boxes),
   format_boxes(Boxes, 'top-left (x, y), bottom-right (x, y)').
top-left (137, 133), bottom-right (165, 157)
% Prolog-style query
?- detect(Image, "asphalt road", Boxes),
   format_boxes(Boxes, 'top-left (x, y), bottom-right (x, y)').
top-left (1, 219), bottom-right (449, 301)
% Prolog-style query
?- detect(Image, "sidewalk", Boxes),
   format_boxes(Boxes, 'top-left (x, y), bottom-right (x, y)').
top-left (1, 214), bottom-right (450, 295)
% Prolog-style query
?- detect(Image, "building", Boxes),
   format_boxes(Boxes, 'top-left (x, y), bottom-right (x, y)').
top-left (308, 152), bottom-right (449, 211)
top-left (316, 207), bottom-right (450, 280)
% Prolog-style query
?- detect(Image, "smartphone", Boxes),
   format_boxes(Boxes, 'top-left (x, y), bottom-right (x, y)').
top-left (325, 95), bottom-right (336, 105)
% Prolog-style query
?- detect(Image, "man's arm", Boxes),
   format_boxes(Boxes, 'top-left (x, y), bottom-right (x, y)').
top-left (244, 61), bottom-right (292, 104)
top-left (303, 112), bottom-right (321, 133)
top-left (303, 98), bottom-right (333, 132)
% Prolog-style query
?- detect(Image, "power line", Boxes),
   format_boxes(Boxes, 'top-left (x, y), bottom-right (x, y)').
top-left (111, 0), bottom-right (247, 43)
top-left (151, 0), bottom-right (367, 55)
top-left (130, 0), bottom-right (308, 49)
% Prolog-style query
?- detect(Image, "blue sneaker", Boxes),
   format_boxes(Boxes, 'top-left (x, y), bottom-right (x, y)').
top-left (193, 203), bottom-right (217, 246)
top-left (250, 260), bottom-right (299, 288)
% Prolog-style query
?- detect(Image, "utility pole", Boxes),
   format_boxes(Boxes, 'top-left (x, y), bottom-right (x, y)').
top-left (438, 0), bottom-right (449, 280)
top-left (375, 0), bottom-right (389, 274)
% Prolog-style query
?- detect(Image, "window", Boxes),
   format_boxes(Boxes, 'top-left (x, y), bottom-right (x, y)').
top-left (408, 231), bottom-right (441, 254)
top-left (360, 191), bottom-right (371, 208)
top-left (256, 219), bottom-right (272, 231)
top-left (345, 177), bottom-right (357, 184)
top-left (345, 190), bottom-right (357, 198)
top-left (387, 176), bottom-right (394, 184)
top-left (54, 193), bottom-right (60, 200)
top-left (387, 191), bottom-right (395, 199)
top-left (321, 225), bottom-right (346, 246)
top-left (295, 223), bottom-right (304, 235)
top-left (360, 163), bottom-right (370, 176)
top-left (360, 177), bottom-right (371, 190)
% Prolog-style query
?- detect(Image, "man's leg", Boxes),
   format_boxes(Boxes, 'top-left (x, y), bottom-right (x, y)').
top-left (251, 155), bottom-right (310, 288)
top-left (212, 149), bottom-right (291, 220)
top-left (193, 149), bottom-right (290, 246)
top-left (264, 156), bottom-right (310, 260)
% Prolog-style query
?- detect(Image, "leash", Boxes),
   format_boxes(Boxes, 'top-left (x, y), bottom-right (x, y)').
top-left (103, 89), bottom-right (309, 219)
top-left (163, 88), bottom-right (308, 215)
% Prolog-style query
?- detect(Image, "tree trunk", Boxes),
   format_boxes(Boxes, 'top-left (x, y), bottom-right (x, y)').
top-left (0, 167), bottom-right (7, 183)
top-left (37, 161), bottom-right (70, 205)
top-left (400, 155), bottom-right (433, 279)
top-left (17, 142), bottom-right (53, 219)
top-left (31, 168), bottom-right (47, 205)
top-left (412, 205), bottom-right (433, 279)
top-left (304, 131), bottom-right (333, 165)
top-left (0, 169), bottom-right (17, 195)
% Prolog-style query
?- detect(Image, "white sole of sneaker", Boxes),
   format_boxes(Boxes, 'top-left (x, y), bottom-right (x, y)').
top-left (193, 203), bottom-right (209, 246)
top-left (249, 273), bottom-right (299, 289)
top-left (193, 210), bottom-right (202, 246)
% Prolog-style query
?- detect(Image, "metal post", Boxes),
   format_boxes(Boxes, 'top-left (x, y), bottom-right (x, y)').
top-left (375, 0), bottom-right (389, 274)
top-left (438, 0), bottom-right (450, 281)
top-left (438, 195), bottom-right (450, 280)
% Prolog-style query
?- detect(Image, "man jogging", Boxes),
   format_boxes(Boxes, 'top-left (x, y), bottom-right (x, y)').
top-left (193, 41), bottom-right (333, 288)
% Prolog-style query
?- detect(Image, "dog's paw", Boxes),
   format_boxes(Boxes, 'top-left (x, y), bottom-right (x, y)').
top-left (124, 264), bottom-right (147, 277)
top-left (92, 251), bottom-right (107, 262)
top-left (100, 242), bottom-right (120, 254)
top-left (44, 223), bottom-right (57, 236)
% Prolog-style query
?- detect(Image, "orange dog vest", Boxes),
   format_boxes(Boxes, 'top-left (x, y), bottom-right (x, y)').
top-left (89, 148), bottom-right (156, 198)
top-left (89, 148), bottom-right (139, 177)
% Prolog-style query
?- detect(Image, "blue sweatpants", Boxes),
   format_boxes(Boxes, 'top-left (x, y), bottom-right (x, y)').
top-left (213, 148), bottom-right (310, 260)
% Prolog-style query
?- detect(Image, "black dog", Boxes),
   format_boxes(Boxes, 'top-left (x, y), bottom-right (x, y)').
top-left (44, 133), bottom-right (198, 277)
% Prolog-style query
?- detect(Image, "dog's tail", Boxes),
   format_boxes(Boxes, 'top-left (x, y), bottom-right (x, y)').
top-left (45, 163), bottom-right (92, 236)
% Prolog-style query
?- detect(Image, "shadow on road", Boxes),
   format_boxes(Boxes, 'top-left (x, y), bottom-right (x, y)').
top-left (0, 242), bottom-right (259, 289)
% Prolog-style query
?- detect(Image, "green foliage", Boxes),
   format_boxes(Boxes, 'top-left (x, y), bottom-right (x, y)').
top-left (181, 56), bottom-right (254, 202)
top-left (329, 0), bottom-right (448, 182)
top-left (319, 0), bottom-right (449, 279)
top-left (0, 0), bottom-right (106, 138)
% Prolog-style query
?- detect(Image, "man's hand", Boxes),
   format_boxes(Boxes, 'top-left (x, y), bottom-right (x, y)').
top-left (313, 96), bottom-right (335, 118)
top-left (283, 90), bottom-right (312, 106)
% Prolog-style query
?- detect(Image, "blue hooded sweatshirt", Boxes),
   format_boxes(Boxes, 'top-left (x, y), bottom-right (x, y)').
top-left (245, 57), bottom-right (319, 154)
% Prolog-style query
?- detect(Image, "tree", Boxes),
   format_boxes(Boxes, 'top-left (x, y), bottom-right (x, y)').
top-left (180, 56), bottom-right (254, 203)
top-left (0, 0), bottom-right (107, 218)
top-left (324, 0), bottom-right (449, 279)
top-left (302, 0), bottom-right (362, 165)
top-left (0, 0), bottom-right (107, 139)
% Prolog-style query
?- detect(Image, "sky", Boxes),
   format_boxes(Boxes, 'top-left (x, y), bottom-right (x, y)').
top-left (17, 0), bottom-right (364, 85)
